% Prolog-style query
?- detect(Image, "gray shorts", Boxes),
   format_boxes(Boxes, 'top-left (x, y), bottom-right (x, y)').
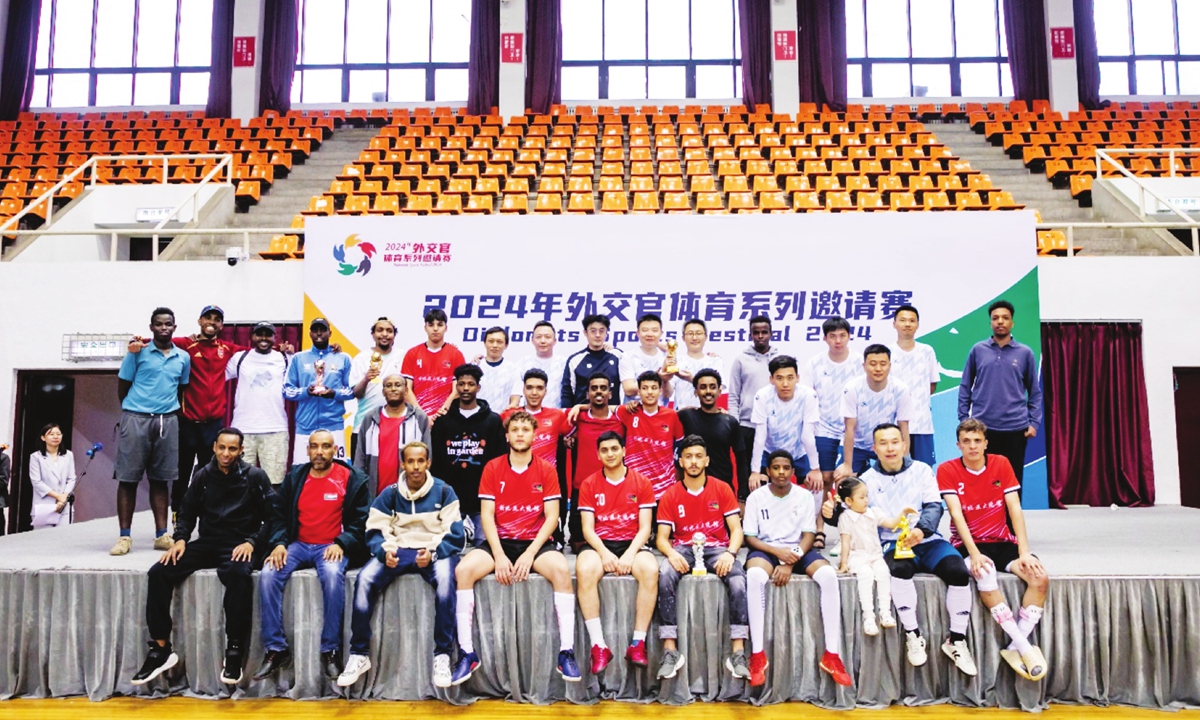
top-left (114, 411), bottom-right (180, 483)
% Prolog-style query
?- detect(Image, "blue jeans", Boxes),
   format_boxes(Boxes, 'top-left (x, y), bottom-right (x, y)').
top-left (350, 550), bottom-right (460, 656)
top-left (260, 541), bottom-right (348, 653)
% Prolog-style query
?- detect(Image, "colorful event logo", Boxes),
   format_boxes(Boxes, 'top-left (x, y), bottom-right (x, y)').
top-left (333, 234), bottom-right (376, 276)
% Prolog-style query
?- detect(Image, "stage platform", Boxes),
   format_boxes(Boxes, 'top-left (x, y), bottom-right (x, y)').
top-left (1, 507), bottom-right (1198, 711)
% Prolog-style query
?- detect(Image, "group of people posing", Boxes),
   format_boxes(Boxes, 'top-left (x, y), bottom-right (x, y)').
top-left (108, 300), bottom-right (1048, 693)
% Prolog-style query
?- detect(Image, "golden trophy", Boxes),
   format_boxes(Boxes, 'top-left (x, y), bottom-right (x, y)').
top-left (690, 532), bottom-right (707, 576)
top-left (665, 338), bottom-right (679, 374)
top-left (369, 351), bottom-right (383, 383)
top-left (894, 514), bottom-right (916, 560)
top-left (312, 360), bottom-right (327, 394)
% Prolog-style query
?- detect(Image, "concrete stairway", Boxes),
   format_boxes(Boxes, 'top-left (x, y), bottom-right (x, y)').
top-left (176, 127), bottom-right (378, 260)
top-left (931, 121), bottom-right (1182, 256)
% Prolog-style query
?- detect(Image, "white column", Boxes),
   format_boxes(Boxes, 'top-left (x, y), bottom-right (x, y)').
top-left (771, 0), bottom-right (799, 115)
top-left (498, 0), bottom-right (527, 119)
top-left (1043, 0), bottom-right (1080, 113)
top-left (230, 0), bottom-right (266, 121)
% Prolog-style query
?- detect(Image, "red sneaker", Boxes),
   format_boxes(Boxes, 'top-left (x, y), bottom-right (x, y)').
top-left (820, 651), bottom-right (853, 687)
top-left (625, 640), bottom-right (648, 667)
top-left (590, 645), bottom-right (614, 675)
top-left (749, 651), bottom-right (769, 687)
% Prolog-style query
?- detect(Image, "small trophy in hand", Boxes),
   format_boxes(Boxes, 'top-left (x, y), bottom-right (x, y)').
top-left (312, 360), bottom-right (327, 395)
top-left (369, 351), bottom-right (383, 383)
top-left (690, 532), bottom-right (707, 576)
top-left (665, 338), bottom-right (679, 375)
top-left (894, 513), bottom-right (916, 560)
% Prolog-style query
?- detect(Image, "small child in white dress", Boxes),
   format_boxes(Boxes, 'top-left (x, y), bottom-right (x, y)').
top-left (835, 477), bottom-right (914, 636)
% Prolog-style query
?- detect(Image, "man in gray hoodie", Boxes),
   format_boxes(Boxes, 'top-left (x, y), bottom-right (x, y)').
top-left (726, 315), bottom-right (781, 500)
top-left (354, 373), bottom-right (431, 496)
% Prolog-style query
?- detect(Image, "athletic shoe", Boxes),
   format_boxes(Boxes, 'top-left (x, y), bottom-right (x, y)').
top-left (879, 611), bottom-right (897, 629)
top-left (905, 630), bottom-right (928, 667)
top-left (625, 640), bottom-right (648, 667)
top-left (558, 649), bottom-right (581, 682)
top-left (589, 645), bottom-right (613, 675)
top-left (749, 651), bottom-right (769, 687)
top-left (451, 651), bottom-right (479, 686)
top-left (1021, 645), bottom-right (1048, 681)
top-left (432, 654), bottom-right (452, 688)
top-left (820, 651), bottom-right (853, 687)
top-left (726, 651), bottom-right (751, 679)
top-left (337, 654), bottom-right (371, 687)
top-left (321, 651), bottom-right (343, 681)
top-left (999, 648), bottom-right (1034, 681)
top-left (252, 648), bottom-right (293, 680)
top-left (153, 534), bottom-right (173, 551)
top-left (862, 614), bottom-right (879, 636)
top-left (131, 641), bottom-right (178, 685)
top-left (221, 642), bottom-right (244, 685)
top-left (657, 649), bottom-right (685, 679)
top-left (941, 638), bottom-right (978, 676)
top-left (110, 536), bottom-right (132, 556)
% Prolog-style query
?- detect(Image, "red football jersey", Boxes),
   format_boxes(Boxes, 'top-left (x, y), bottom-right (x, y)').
top-left (616, 405), bottom-right (684, 500)
top-left (478, 455), bottom-right (561, 541)
top-left (576, 468), bottom-right (656, 542)
top-left (501, 406), bottom-right (568, 468)
top-left (567, 409), bottom-right (625, 492)
top-left (657, 479), bottom-right (739, 548)
top-left (937, 454), bottom-right (1020, 546)
top-left (401, 342), bottom-right (466, 416)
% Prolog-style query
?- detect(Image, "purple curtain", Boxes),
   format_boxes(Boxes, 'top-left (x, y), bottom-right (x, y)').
top-left (1043, 322), bottom-right (1155, 508)
top-left (0, 0), bottom-right (43, 121)
top-left (1072, 0), bottom-right (1102, 109)
top-left (796, 0), bottom-right (847, 111)
top-left (205, 0), bottom-right (236, 117)
top-left (259, 0), bottom-right (299, 114)
top-left (467, 0), bottom-right (500, 115)
top-left (1002, 0), bottom-right (1049, 103)
top-left (524, 0), bottom-right (561, 114)
top-left (737, 0), bottom-right (773, 110)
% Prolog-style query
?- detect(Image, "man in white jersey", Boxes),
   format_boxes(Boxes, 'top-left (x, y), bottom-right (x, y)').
top-left (350, 317), bottom-right (405, 454)
top-left (226, 322), bottom-right (290, 484)
top-left (474, 327), bottom-right (523, 411)
top-left (670, 318), bottom-right (724, 411)
top-left (513, 321), bottom-right (566, 409)
top-left (888, 305), bottom-right (941, 466)
top-left (835, 344), bottom-right (913, 480)
top-left (618, 314), bottom-right (673, 404)
top-left (802, 317), bottom-right (864, 487)
top-left (748, 356), bottom-right (823, 494)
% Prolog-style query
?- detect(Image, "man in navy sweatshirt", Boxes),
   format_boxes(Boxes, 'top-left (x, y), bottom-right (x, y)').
top-left (561, 314), bottom-right (622, 408)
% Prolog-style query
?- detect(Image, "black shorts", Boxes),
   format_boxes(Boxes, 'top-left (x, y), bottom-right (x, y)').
top-left (579, 539), bottom-right (650, 557)
top-left (746, 548), bottom-right (826, 573)
top-left (959, 541), bottom-right (1025, 573)
top-left (481, 539), bottom-right (560, 564)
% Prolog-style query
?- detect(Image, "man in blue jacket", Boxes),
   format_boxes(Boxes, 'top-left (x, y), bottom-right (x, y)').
top-left (253, 429), bottom-right (371, 682)
top-left (284, 317), bottom-right (353, 464)
top-left (561, 314), bottom-right (622, 408)
top-left (337, 441), bottom-right (465, 689)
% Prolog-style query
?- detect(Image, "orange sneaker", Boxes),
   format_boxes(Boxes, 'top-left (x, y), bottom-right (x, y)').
top-left (749, 651), bottom-right (769, 687)
top-left (820, 651), bottom-right (853, 687)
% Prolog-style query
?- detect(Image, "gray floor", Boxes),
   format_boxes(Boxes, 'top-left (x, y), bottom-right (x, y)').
top-left (3, 505), bottom-right (1197, 576)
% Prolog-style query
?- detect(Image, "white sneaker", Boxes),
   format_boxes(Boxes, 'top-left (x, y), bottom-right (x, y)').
top-left (336, 654), bottom-right (371, 687)
top-left (432, 654), bottom-right (452, 688)
top-left (879, 611), bottom-right (897, 629)
top-left (862, 614), bottom-right (879, 636)
top-left (905, 630), bottom-right (928, 666)
top-left (1020, 645), bottom-right (1047, 681)
top-left (941, 638), bottom-right (978, 677)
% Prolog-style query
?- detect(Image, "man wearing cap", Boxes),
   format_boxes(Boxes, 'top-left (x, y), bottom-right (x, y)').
top-left (227, 322), bottom-right (292, 485)
top-left (354, 373), bottom-right (431, 495)
top-left (285, 318), bottom-right (354, 464)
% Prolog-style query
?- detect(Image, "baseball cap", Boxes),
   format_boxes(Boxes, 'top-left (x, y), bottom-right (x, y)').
top-left (200, 304), bottom-right (224, 319)
top-left (252, 321), bottom-right (275, 335)
top-left (310, 317), bottom-right (330, 329)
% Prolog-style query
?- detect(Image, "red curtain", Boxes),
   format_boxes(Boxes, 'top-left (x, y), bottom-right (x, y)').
top-left (1043, 322), bottom-right (1154, 507)
top-left (218, 323), bottom-right (303, 461)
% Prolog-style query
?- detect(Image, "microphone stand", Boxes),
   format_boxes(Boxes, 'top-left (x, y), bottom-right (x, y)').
top-left (67, 449), bottom-right (100, 526)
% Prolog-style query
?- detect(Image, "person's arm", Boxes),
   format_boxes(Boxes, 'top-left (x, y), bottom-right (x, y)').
top-left (713, 512), bottom-right (744, 577)
top-left (436, 490), bottom-right (467, 558)
top-left (29, 456), bottom-right (51, 498)
top-left (365, 490), bottom-right (397, 562)
top-left (335, 355), bottom-right (356, 401)
top-left (800, 417), bottom-right (823, 489)
top-left (560, 355), bottom-right (575, 409)
top-left (877, 506), bottom-right (919, 530)
top-left (837, 418), bottom-right (856, 479)
top-left (172, 472), bottom-right (205, 542)
top-left (942, 493), bottom-right (991, 577)
top-left (727, 358), bottom-right (743, 419)
top-left (619, 354), bottom-right (638, 399)
top-left (730, 418), bottom-right (751, 490)
top-left (117, 350), bottom-right (138, 403)
top-left (957, 346), bottom-right (977, 422)
top-left (1004, 491), bottom-right (1045, 577)
top-left (335, 468), bottom-right (372, 557)
top-left (1025, 348), bottom-right (1043, 435)
top-left (838, 531), bottom-right (852, 572)
top-left (252, 472), bottom-right (281, 550)
top-left (352, 425), bottom-right (369, 473)
top-left (283, 353), bottom-right (305, 400)
top-left (351, 356), bottom-right (372, 399)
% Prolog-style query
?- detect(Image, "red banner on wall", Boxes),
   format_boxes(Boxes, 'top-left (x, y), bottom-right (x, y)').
top-left (233, 36), bottom-right (255, 67)
top-left (501, 33), bottom-right (523, 64)
top-left (774, 30), bottom-right (796, 61)
top-left (1050, 27), bottom-right (1075, 59)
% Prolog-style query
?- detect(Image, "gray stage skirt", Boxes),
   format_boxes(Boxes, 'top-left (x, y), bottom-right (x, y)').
top-left (2, 567), bottom-right (1199, 711)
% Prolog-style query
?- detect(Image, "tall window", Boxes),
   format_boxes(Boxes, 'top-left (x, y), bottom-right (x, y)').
top-left (31, 0), bottom-right (214, 108)
top-left (290, 0), bottom-right (471, 104)
top-left (561, 0), bottom-right (741, 101)
top-left (1094, 0), bottom-right (1200, 95)
top-left (846, 0), bottom-right (1011, 98)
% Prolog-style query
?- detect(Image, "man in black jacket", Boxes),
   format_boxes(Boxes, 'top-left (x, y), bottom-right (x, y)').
top-left (431, 364), bottom-right (506, 545)
top-left (131, 427), bottom-right (278, 687)
top-left (253, 429), bottom-right (371, 682)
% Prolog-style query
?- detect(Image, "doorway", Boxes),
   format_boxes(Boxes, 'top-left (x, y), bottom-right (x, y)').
top-left (1175, 368), bottom-right (1200, 509)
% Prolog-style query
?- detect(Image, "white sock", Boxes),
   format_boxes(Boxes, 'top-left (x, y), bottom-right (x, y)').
top-left (891, 577), bottom-right (920, 632)
top-left (585, 617), bottom-right (607, 649)
top-left (812, 565), bottom-right (842, 656)
top-left (746, 566), bottom-right (769, 654)
top-left (456, 589), bottom-right (475, 654)
top-left (990, 602), bottom-right (1031, 654)
top-left (554, 592), bottom-right (576, 652)
top-left (632, 630), bottom-right (646, 643)
top-left (1008, 605), bottom-right (1044, 650)
top-left (946, 585), bottom-right (973, 636)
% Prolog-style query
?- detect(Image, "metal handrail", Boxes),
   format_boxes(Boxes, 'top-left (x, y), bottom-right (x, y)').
top-left (1094, 148), bottom-right (1200, 226)
top-left (1036, 220), bottom-right (1200, 258)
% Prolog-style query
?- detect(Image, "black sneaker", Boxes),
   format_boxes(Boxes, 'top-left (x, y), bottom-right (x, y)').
top-left (321, 650), bottom-right (343, 681)
top-left (131, 641), bottom-right (178, 686)
top-left (222, 641), bottom-right (244, 685)
top-left (252, 648), bottom-right (293, 680)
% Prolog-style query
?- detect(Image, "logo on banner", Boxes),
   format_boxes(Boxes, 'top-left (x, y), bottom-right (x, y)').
top-left (333, 234), bottom-right (377, 276)
top-left (381, 242), bottom-right (454, 266)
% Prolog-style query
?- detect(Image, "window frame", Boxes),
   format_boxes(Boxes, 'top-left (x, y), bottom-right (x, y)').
top-left (1095, 0), bottom-right (1198, 95)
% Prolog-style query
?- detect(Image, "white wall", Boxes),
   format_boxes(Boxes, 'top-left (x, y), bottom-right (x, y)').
top-left (1105, 177), bottom-right (1200, 215)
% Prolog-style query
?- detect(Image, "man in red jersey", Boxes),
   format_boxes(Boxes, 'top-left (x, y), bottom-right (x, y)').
top-left (501, 369), bottom-right (569, 468)
top-left (402, 308), bottom-right (465, 417)
top-left (564, 373), bottom-right (625, 546)
top-left (616, 371), bottom-right (684, 501)
top-left (575, 431), bottom-right (658, 674)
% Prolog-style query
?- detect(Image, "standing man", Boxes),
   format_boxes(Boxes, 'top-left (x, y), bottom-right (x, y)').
top-left (671, 319), bottom-right (724, 411)
top-left (562, 314), bottom-right (622, 409)
top-left (112, 307), bottom-right (191, 556)
top-left (285, 318), bottom-right (354, 464)
top-left (655, 435), bottom-right (750, 681)
top-left (616, 371), bottom-right (684, 501)
top-left (131, 428), bottom-right (277, 686)
top-left (727, 315), bottom-right (780, 489)
top-left (619, 314), bottom-right (672, 403)
top-left (350, 317), bottom-right (405, 446)
top-left (564, 373), bottom-right (625, 545)
top-left (748, 356), bottom-right (823, 494)
top-left (402, 308), bottom-right (466, 418)
top-left (254, 430), bottom-right (371, 682)
top-left (835, 345), bottom-right (913, 480)
top-left (430, 364), bottom-right (507, 545)
top-left (803, 317), bottom-right (863, 491)
top-left (354, 373), bottom-right (431, 495)
top-left (889, 305), bottom-right (941, 467)
top-left (957, 300), bottom-right (1043, 484)
top-left (502, 369), bottom-right (569, 468)
top-left (337, 441), bottom-right (466, 689)
top-left (474, 327), bottom-right (523, 411)
top-left (226, 322), bottom-right (290, 485)
top-left (515, 321), bottom-right (566, 408)
top-left (678, 370), bottom-right (749, 496)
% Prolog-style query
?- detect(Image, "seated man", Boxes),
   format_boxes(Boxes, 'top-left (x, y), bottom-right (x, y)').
top-left (939, 419), bottom-right (1049, 681)
top-left (337, 441), bottom-right (466, 689)
top-left (451, 411), bottom-right (580, 685)
top-left (575, 431), bottom-right (658, 674)
top-left (254, 430), bottom-right (371, 682)
top-left (131, 428), bottom-right (277, 686)
top-left (743, 450), bottom-right (851, 688)
top-left (655, 435), bottom-right (750, 681)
